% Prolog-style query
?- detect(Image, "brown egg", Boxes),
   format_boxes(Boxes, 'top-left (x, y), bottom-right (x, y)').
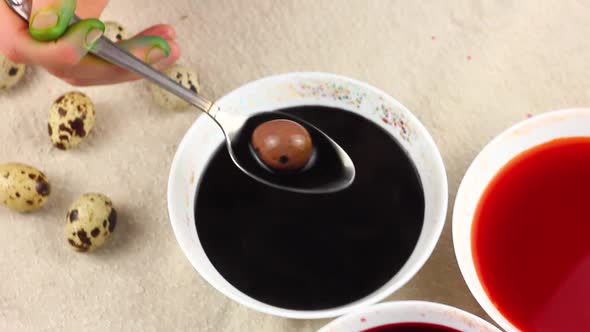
top-left (251, 119), bottom-right (313, 171)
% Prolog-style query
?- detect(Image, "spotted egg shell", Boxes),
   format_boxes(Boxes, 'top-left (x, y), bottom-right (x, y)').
top-left (103, 21), bottom-right (128, 43)
top-left (48, 91), bottom-right (96, 150)
top-left (0, 53), bottom-right (26, 90)
top-left (65, 193), bottom-right (117, 253)
top-left (251, 119), bottom-right (314, 171)
top-left (0, 163), bottom-right (51, 212)
top-left (149, 65), bottom-right (200, 111)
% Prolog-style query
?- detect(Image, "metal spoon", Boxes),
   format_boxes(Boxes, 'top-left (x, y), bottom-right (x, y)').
top-left (6, 0), bottom-right (355, 194)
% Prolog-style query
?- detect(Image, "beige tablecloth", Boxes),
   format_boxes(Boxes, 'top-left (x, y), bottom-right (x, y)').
top-left (1, 1), bottom-right (589, 331)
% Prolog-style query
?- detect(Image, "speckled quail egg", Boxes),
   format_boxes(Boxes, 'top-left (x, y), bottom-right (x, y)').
top-left (48, 91), bottom-right (96, 150)
top-left (0, 163), bottom-right (50, 212)
top-left (0, 53), bottom-right (26, 90)
top-left (103, 21), bottom-right (128, 43)
top-left (65, 193), bottom-right (117, 253)
top-left (149, 65), bottom-right (200, 111)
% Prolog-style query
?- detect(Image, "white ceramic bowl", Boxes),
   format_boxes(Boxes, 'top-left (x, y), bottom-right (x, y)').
top-left (318, 301), bottom-right (501, 332)
top-left (167, 72), bottom-right (448, 319)
top-left (453, 108), bottom-right (590, 331)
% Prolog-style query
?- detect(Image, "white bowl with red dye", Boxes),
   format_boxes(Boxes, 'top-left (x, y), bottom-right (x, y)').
top-left (453, 108), bottom-right (590, 331)
top-left (318, 301), bottom-right (501, 332)
top-left (168, 72), bottom-right (448, 319)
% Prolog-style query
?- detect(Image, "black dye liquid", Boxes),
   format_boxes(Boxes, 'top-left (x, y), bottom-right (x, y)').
top-left (231, 111), bottom-right (350, 191)
top-left (363, 323), bottom-right (461, 332)
top-left (195, 106), bottom-right (425, 310)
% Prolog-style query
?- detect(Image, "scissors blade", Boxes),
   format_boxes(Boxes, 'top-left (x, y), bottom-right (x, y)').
top-left (5, 0), bottom-right (32, 22)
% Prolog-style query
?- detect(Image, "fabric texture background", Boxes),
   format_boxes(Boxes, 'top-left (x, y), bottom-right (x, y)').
top-left (1, 0), bottom-right (589, 331)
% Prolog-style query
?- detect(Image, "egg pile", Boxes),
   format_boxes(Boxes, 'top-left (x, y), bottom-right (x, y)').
top-left (1, 18), bottom-right (199, 253)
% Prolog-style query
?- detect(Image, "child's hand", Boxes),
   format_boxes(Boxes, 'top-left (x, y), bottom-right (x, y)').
top-left (0, 0), bottom-right (180, 86)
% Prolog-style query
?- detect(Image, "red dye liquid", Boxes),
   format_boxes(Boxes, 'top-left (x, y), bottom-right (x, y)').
top-left (362, 322), bottom-right (459, 332)
top-left (473, 137), bottom-right (590, 331)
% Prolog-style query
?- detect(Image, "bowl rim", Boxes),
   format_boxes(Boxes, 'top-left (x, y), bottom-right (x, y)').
top-left (167, 71), bottom-right (449, 319)
top-left (317, 300), bottom-right (502, 332)
top-left (452, 108), bottom-right (590, 331)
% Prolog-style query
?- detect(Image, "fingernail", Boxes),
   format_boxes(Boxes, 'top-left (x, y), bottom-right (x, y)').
top-left (85, 29), bottom-right (103, 48)
top-left (146, 47), bottom-right (168, 64)
top-left (31, 11), bottom-right (59, 29)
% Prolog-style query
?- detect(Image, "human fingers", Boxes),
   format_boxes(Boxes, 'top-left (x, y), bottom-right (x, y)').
top-left (15, 18), bottom-right (104, 68)
top-left (75, 0), bottom-right (108, 19)
top-left (0, 0), bottom-right (29, 62)
top-left (54, 25), bottom-right (180, 86)
top-left (29, 0), bottom-right (76, 41)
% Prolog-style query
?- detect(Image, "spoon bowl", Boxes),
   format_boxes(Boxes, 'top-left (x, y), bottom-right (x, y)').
top-left (5, 0), bottom-right (355, 194)
top-left (221, 110), bottom-right (355, 194)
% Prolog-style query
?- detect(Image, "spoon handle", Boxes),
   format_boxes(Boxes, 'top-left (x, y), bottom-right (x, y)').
top-left (5, 0), bottom-right (216, 114)
top-left (90, 37), bottom-right (215, 113)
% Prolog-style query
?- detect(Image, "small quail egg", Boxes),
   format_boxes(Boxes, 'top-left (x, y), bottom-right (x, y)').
top-left (0, 163), bottom-right (51, 212)
top-left (251, 119), bottom-right (313, 171)
top-left (103, 21), bottom-right (128, 43)
top-left (149, 65), bottom-right (200, 111)
top-left (48, 91), bottom-right (96, 150)
top-left (0, 53), bottom-right (26, 90)
top-left (65, 193), bottom-right (117, 253)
